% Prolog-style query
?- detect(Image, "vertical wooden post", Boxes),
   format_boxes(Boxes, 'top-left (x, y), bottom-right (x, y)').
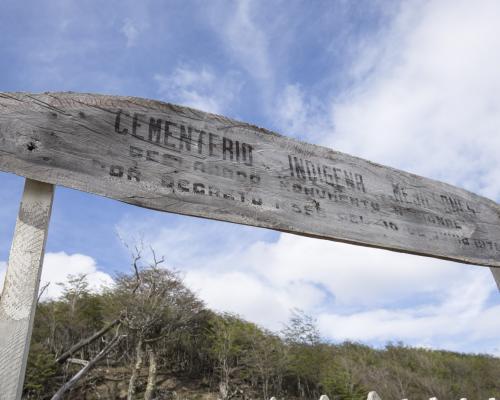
top-left (490, 268), bottom-right (500, 291)
top-left (0, 179), bottom-right (54, 400)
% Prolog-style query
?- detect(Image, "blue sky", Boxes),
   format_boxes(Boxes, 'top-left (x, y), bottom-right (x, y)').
top-left (1, 0), bottom-right (500, 355)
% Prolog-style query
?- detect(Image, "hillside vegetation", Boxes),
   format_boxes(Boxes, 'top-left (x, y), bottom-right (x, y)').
top-left (24, 255), bottom-right (500, 400)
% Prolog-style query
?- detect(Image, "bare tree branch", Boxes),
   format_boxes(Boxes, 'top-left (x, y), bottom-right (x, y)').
top-left (132, 248), bottom-right (142, 295)
top-left (50, 333), bottom-right (125, 400)
top-left (37, 281), bottom-right (50, 303)
top-left (67, 358), bottom-right (89, 367)
top-left (56, 319), bottom-right (121, 364)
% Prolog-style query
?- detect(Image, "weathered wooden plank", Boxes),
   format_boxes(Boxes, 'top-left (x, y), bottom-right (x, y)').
top-left (1, 92), bottom-right (500, 268)
top-left (0, 178), bottom-right (54, 399)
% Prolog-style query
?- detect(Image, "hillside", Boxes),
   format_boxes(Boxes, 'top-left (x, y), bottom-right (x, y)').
top-left (24, 265), bottom-right (500, 400)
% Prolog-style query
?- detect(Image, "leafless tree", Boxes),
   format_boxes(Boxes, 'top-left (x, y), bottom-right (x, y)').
top-left (111, 248), bottom-right (204, 400)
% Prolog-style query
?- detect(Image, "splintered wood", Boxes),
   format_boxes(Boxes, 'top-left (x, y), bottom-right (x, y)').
top-left (1, 92), bottom-right (500, 268)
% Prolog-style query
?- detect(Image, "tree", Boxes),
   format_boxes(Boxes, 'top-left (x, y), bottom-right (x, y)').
top-left (208, 313), bottom-right (251, 400)
top-left (23, 343), bottom-right (59, 399)
top-left (110, 250), bottom-right (205, 400)
top-left (320, 343), bottom-right (368, 400)
top-left (282, 309), bottom-right (320, 347)
top-left (25, 274), bottom-right (120, 398)
top-left (245, 327), bottom-right (286, 400)
top-left (281, 309), bottom-right (324, 399)
top-left (52, 274), bottom-right (106, 360)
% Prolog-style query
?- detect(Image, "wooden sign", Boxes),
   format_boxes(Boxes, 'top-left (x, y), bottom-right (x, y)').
top-left (1, 92), bottom-right (500, 268)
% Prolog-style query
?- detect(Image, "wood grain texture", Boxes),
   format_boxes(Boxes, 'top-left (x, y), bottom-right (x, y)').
top-left (0, 178), bottom-right (54, 400)
top-left (1, 92), bottom-right (500, 268)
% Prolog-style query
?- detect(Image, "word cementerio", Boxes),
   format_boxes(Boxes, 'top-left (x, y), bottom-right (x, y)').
top-left (114, 110), bottom-right (254, 166)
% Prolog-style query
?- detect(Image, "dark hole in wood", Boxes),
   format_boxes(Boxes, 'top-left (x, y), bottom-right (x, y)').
top-left (26, 142), bottom-right (37, 151)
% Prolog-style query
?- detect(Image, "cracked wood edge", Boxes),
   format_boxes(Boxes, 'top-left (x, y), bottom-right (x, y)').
top-left (0, 92), bottom-right (500, 270)
top-left (491, 268), bottom-right (500, 291)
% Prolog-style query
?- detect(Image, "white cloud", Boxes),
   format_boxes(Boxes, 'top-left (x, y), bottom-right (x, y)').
top-left (329, 0), bottom-right (500, 199)
top-left (275, 84), bottom-right (330, 142)
top-left (40, 252), bottom-right (114, 299)
top-left (211, 0), bottom-right (272, 82)
top-left (121, 18), bottom-right (141, 48)
top-left (115, 216), bottom-right (500, 353)
top-left (204, 0), bottom-right (278, 108)
top-left (154, 65), bottom-right (243, 114)
top-left (0, 252), bottom-right (113, 301)
top-left (318, 268), bottom-right (499, 345)
top-left (185, 270), bottom-right (292, 328)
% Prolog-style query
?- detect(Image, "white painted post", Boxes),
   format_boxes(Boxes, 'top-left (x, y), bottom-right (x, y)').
top-left (429, 397), bottom-right (438, 400)
top-left (319, 396), bottom-right (329, 400)
top-left (367, 392), bottom-right (381, 400)
top-left (0, 179), bottom-right (54, 400)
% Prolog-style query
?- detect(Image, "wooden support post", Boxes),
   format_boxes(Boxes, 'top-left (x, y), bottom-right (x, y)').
top-left (0, 179), bottom-right (54, 400)
top-left (490, 268), bottom-right (500, 291)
